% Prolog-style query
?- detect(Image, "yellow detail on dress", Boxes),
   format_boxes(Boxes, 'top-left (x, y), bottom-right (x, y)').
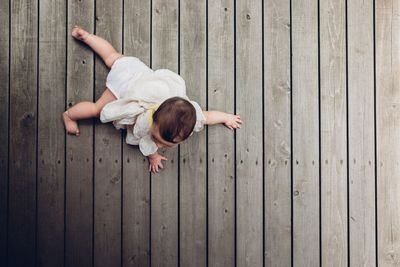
top-left (147, 104), bottom-right (160, 126)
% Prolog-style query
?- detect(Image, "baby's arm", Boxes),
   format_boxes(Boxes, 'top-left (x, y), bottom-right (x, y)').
top-left (203, 111), bottom-right (242, 130)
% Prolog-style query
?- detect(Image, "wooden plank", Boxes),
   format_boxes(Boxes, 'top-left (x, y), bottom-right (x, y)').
top-left (65, 0), bottom-right (94, 266)
top-left (0, 0), bottom-right (9, 264)
top-left (93, 1), bottom-right (122, 266)
top-left (37, 0), bottom-right (66, 266)
top-left (348, 0), bottom-right (376, 265)
top-left (207, 1), bottom-right (235, 266)
top-left (264, 0), bottom-right (291, 265)
top-left (122, 0), bottom-right (151, 266)
top-left (151, 0), bottom-right (179, 266)
top-left (320, 0), bottom-right (347, 266)
top-left (179, 0), bottom-right (207, 266)
top-left (291, 0), bottom-right (320, 265)
top-left (377, 1), bottom-right (400, 265)
top-left (235, 0), bottom-right (263, 266)
top-left (8, 0), bottom-right (38, 265)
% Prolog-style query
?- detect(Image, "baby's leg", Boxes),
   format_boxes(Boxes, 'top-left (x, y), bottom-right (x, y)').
top-left (62, 88), bottom-right (117, 135)
top-left (72, 26), bottom-right (123, 68)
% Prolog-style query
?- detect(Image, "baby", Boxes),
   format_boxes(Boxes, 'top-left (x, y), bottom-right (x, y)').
top-left (63, 26), bottom-right (242, 173)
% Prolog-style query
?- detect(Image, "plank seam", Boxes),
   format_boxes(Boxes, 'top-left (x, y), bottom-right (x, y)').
top-left (289, 0), bottom-right (293, 265)
top-left (372, 0), bottom-right (378, 265)
top-left (35, 0), bottom-right (40, 265)
top-left (6, 0), bottom-right (11, 264)
top-left (233, 0), bottom-right (237, 265)
top-left (177, 0), bottom-right (181, 265)
top-left (64, 1), bottom-right (68, 266)
top-left (345, 0), bottom-right (350, 265)
top-left (92, 1), bottom-right (96, 266)
top-left (149, 0), bottom-right (153, 265)
top-left (120, 0), bottom-right (125, 266)
top-left (261, 0), bottom-right (265, 265)
top-left (317, 0), bottom-right (322, 266)
top-left (205, 0), bottom-right (209, 266)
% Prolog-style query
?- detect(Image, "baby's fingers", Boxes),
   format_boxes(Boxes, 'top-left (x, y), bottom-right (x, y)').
top-left (158, 162), bottom-right (164, 169)
top-left (149, 164), bottom-right (157, 173)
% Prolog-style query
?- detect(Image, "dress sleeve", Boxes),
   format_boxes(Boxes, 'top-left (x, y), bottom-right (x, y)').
top-left (190, 101), bottom-right (207, 132)
top-left (139, 135), bottom-right (158, 156)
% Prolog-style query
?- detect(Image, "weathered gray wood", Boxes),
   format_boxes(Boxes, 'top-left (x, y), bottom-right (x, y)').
top-left (320, 0), bottom-right (347, 266)
top-left (122, 0), bottom-right (151, 266)
top-left (236, 0), bottom-right (263, 266)
top-left (264, 0), bottom-right (291, 265)
top-left (8, 0), bottom-right (38, 265)
top-left (65, 0), bottom-right (94, 266)
top-left (0, 0), bottom-right (9, 264)
top-left (37, 0), bottom-right (66, 266)
top-left (348, 0), bottom-right (376, 265)
top-left (93, 1), bottom-right (122, 266)
top-left (207, 1), bottom-right (236, 266)
top-left (292, 0), bottom-right (320, 265)
top-left (6, 1), bottom-right (400, 265)
top-left (179, 0), bottom-right (207, 266)
top-left (151, 0), bottom-right (179, 266)
top-left (377, 1), bottom-right (400, 265)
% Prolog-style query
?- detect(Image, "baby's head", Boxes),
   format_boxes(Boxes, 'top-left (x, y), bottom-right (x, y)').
top-left (150, 96), bottom-right (196, 148)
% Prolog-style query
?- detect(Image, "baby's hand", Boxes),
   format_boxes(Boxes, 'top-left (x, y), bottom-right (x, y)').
top-left (147, 152), bottom-right (168, 173)
top-left (224, 114), bottom-right (243, 130)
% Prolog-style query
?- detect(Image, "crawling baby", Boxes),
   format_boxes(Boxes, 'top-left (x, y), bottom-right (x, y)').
top-left (63, 26), bottom-right (243, 173)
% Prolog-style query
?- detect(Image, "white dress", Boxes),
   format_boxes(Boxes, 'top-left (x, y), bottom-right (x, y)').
top-left (100, 56), bottom-right (206, 156)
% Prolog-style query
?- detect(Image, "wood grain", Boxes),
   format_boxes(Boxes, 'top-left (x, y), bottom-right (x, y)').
top-left (122, 0), bottom-right (152, 266)
top-left (3, 0), bottom-right (400, 265)
top-left (93, 1), bottom-right (123, 266)
top-left (348, 0), bottom-right (376, 265)
top-left (37, 0), bottom-right (66, 266)
top-left (377, 0), bottom-right (400, 265)
top-left (151, 0), bottom-right (179, 266)
top-left (236, 0), bottom-right (264, 266)
top-left (291, 0), bottom-right (320, 265)
top-left (320, 0), bottom-right (347, 266)
top-left (8, 0), bottom-right (38, 265)
top-left (207, 1), bottom-right (236, 266)
top-left (179, 0), bottom-right (207, 266)
top-left (65, 0), bottom-right (94, 266)
top-left (264, 0), bottom-right (291, 266)
top-left (0, 0), bottom-right (9, 264)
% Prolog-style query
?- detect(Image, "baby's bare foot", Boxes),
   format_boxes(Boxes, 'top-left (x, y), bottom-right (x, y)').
top-left (71, 26), bottom-right (90, 41)
top-left (62, 111), bottom-right (80, 136)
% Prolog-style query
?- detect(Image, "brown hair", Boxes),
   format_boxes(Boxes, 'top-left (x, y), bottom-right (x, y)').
top-left (152, 96), bottom-right (196, 143)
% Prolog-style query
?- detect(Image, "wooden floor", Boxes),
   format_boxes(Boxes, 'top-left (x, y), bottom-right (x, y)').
top-left (0, 0), bottom-right (399, 266)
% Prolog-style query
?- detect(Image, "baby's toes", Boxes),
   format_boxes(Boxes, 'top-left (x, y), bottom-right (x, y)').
top-left (71, 26), bottom-right (80, 37)
top-left (72, 27), bottom-right (89, 40)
